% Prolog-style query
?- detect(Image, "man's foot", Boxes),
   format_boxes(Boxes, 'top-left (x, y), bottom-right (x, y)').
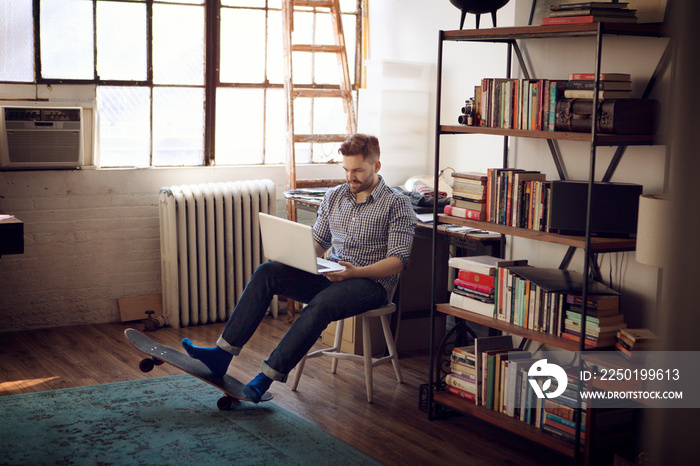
top-left (243, 373), bottom-right (273, 403)
top-left (181, 338), bottom-right (232, 377)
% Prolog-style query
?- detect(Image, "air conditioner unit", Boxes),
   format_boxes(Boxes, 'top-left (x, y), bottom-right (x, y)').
top-left (0, 103), bottom-right (88, 169)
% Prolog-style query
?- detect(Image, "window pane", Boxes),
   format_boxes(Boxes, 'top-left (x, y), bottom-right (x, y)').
top-left (97, 86), bottom-right (151, 167)
top-left (97, 1), bottom-right (147, 81)
top-left (153, 87), bottom-right (204, 166)
top-left (215, 88), bottom-right (263, 165)
top-left (342, 13), bottom-right (357, 84)
top-left (0, 0), bottom-right (34, 82)
top-left (159, 0), bottom-right (204, 4)
top-left (265, 89), bottom-right (285, 165)
top-left (266, 10), bottom-right (283, 84)
top-left (40, 0), bottom-right (94, 80)
top-left (220, 8), bottom-right (266, 83)
top-left (222, 0), bottom-right (266, 7)
top-left (153, 3), bottom-right (204, 85)
top-left (313, 97), bottom-right (348, 135)
top-left (312, 142), bottom-right (342, 164)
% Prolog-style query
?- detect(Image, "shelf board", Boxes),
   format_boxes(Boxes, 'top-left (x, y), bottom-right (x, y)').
top-left (440, 125), bottom-right (661, 146)
top-left (438, 214), bottom-right (636, 252)
top-left (433, 392), bottom-right (581, 457)
top-left (436, 303), bottom-right (595, 351)
top-left (442, 23), bottom-right (668, 42)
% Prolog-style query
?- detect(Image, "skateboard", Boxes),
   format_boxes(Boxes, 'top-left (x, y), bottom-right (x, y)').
top-left (124, 328), bottom-right (273, 410)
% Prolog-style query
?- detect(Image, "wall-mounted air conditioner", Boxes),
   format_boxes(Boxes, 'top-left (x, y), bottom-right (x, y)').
top-left (0, 102), bottom-right (94, 169)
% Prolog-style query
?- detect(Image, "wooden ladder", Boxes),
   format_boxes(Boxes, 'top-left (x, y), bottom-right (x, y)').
top-left (282, 0), bottom-right (357, 220)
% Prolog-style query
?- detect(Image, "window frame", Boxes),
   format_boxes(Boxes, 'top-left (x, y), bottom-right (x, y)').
top-left (20, 0), bottom-right (364, 167)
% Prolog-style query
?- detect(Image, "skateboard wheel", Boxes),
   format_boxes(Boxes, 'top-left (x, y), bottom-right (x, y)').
top-left (217, 396), bottom-right (235, 411)
top-left (153, 358), bottom-right (164, 366)
top-left (139, 358), bottom-right (155, 373)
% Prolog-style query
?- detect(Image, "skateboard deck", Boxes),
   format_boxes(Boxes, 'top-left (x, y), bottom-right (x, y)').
top-left (124, 328), bottom-right (273, 410)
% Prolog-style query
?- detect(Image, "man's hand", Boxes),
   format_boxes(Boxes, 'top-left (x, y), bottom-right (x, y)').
top-left (322, 261), bottom-right (356, 282)
top-left (322, 256), bottom-right (403, 282)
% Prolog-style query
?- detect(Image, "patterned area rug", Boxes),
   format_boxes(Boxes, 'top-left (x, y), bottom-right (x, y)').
top-left (0, 374), bottom-right (380, 465)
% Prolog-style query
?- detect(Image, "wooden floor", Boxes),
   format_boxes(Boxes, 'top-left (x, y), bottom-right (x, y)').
top-left (0, 317), bottom-right (572, 466)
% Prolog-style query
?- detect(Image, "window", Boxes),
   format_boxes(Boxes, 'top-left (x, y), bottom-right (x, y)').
top-left (0, 0), bottom-right (363, 167)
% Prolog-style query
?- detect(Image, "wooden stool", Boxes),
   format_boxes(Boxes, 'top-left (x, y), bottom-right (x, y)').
top-left (291, 296), bottom-right (402, 403)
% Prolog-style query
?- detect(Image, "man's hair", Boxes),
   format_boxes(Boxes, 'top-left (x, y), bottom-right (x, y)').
top-left (338, 133), bottom-right (380, 162)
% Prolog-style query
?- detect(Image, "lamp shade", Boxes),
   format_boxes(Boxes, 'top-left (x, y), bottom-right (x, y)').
top-left (635, 193), bottom-right (671, 267)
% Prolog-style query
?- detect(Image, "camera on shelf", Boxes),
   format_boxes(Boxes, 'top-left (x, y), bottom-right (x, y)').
top-left (458, 98), bottom-right (476, 126)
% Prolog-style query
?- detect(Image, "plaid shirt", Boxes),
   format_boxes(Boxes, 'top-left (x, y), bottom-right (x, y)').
top-left (313, 175), bottom-right (416, 299)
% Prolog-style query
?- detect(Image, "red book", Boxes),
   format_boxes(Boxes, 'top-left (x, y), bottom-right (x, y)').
top-left (457, 269), bottom-right (496, 288)
top-left (542, 15), bottom-right (636, 25)
top-left (567, 72), bottom-right (631, 81)
top-left (446, 385), bottom-right (476, 402)
top-left (454, 278), bottom-right (495, 294)
top-left (444, 204), bottom-right (486, 221)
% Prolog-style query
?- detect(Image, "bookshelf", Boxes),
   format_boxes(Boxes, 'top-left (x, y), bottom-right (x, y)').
top-left (427, 22), bottom-right (669, 464)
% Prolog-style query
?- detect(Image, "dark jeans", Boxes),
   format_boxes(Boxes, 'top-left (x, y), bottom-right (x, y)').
top-left (216, 261), bottom-right (387, 382)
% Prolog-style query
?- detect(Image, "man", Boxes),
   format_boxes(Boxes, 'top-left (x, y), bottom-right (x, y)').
top-left (182, 133), bottom-right (416, 402)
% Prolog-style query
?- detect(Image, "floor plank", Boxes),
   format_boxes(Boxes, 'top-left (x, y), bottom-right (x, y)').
top-left (0, 318), bottom-right (573, 466)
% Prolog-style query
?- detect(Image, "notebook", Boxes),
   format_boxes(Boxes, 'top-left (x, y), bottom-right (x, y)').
top-left (258, 212), bottom-right (345, 275)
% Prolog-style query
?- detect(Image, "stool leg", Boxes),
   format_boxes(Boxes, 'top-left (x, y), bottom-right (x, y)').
top-left (331, 318), bottom-right (344, 374)
top-left (380, 314), bottom-right (403, 383)
top-left (291, 355), bottom-right (306, 390)
top-left (362, 315), bottom-right (373, 403)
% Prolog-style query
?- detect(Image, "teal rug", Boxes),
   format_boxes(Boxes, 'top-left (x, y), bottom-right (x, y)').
top-left (0, 375), bottom-right (380, 465)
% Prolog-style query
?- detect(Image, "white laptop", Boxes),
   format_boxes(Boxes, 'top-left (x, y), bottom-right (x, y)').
top-left (258, 212), bottom-right (346, 275)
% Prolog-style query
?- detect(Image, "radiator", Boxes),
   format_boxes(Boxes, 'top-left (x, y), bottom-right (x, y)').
top-left (159, 180), bottom-right (277, 327)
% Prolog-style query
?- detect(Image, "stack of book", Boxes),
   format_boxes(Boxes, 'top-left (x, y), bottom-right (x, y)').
top-left (445, 345), bottom-right (477, 402)
top-left (563, 72), bottom-right (632, 100)
top-left (478, 78), bottom-right (567, 132)
top-left (495, 267), bottom-right (567, 333)
top-left (539, 369), bottom-right (587, 444)
top-left (486, 168), bottom-right (550, 229)
top-left (448, 255), bottom-right (528, 318)
top-left (615, 328), bottom-right (660, 358)
top-left (542, 2), bottom-right (638, 25)
top-left (495, 267), bottom-right (621, 339)
top-left (444, 172), bottom-right (488, 221)
top-left (561, 294), bottom-right (626, 348)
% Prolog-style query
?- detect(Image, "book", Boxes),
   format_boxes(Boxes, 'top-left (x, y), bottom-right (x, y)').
top-left (549, 8), bottom-right (637, 18)
top-left (616, 328), bottom-right (660, 351)
top-left (474, 335), bottom-right (513, 406)
top-left (568, 72), bottom-right (631, 81)
top-left (485, 348), bottom-right (514, 410)
top-left (563, 89), bottom-right (632, 99)
top-left (452, 197), bottom-right (487, 211)
top-left (550, 2), bottom-right (629, 11)
top-left (505, 267), bottom-right (619, 296)
top-left (450, 291), bottom-right (495, 317)
top-left (618, 327), bottom-right (659, 343)
top-left (453, 345), bottom-right (476, 360)
top-left (564, 80), bottom-right (632, 91)
top-left (446, 373), bottom-right (477, 394)
top-left (451, 171), bottom-right (488, 182)
top-left (542, 14), bottom-right (637, 25)
top-left (454, 278), bottom-right (495, 295)
top-left (444, 204), bottom-right (486, 221)
top-left (561, 331), bottom-right (616, 348)
top-left (445, 384), bottom-right (477, 402)
top-left (448, 255), bottom-right (528, 277)
top-left (566, 310), bottom-right (625, 326)
top-left (564, 318), bottom-right (626, 335)
top-left (566, 293), bottom-right (620, 312)
top-left (457, 269), bottom-right (496, 288)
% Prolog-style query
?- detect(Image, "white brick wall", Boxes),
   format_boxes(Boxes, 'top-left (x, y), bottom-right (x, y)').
top-left (0, 164), bottom-right (341, 332)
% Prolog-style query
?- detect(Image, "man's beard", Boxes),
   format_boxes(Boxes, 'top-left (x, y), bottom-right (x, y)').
top-left (348, 175), bottom-right (374, 194)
